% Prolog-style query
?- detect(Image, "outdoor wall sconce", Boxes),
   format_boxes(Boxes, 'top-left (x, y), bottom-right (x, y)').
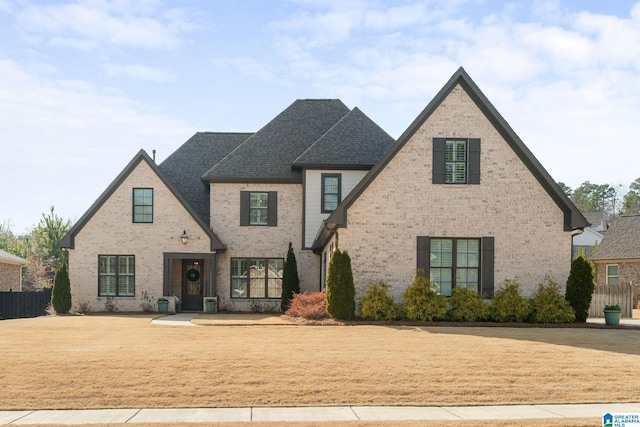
top-left (181, 230), bottom-right (188, 245)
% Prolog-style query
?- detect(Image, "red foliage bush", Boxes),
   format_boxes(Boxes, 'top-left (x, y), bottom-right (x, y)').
top-left (285, 292), bottom-right (329, 320)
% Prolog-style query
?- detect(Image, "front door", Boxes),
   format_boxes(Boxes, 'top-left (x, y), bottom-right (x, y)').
top-left (182, 259), bottom-right (202, 311)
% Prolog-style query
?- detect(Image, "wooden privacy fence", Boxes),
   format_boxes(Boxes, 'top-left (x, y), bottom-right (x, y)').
top-left (0, 288), bottom-right (52, 320)
top-left (589, 283), bottom-right (634, 318)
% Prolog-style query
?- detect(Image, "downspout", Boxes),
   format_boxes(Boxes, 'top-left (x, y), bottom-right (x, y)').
top-left (570, 228), bottom-right (584, 261)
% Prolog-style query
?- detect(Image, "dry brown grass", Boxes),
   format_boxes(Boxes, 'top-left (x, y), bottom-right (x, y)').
top-left (0, 314), bottom-right (638, 412)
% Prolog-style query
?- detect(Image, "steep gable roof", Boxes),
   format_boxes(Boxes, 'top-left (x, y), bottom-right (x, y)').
top-left (202, 99), bottom-right (351, 183)
top-left (590, 215), bottom-right (640, 260)
top-left (293, 107), bottom-right (395, 169)
top-left (324, 67), bottom-right (588, 233)
top-left (582, 211), bottom-right (607, 231)
top-left (159, 132), bottom-right (252, 224)
top-left (59, 149), bottom-right (225, 251)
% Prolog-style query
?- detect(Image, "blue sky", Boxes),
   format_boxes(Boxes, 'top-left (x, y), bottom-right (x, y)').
top-left (2, 0), bottom-right (640, 233)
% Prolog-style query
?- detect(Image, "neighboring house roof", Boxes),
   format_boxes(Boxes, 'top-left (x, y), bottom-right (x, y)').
top-left (0, 249), bottom-right (27, 265)
top-left (590, 215), bottom-right (640, 261)
top-left (582, 211), bottom-right (607, 231)
top-left (159, 132), bottom-right (252, 224)
top-left (59, 149), bottom-right (225, 251)
top-left (202, 99), bottom-right (351, 183)
top-left (322, 67), bottom-right (588, 236)
top-left (293, 107), bottom-right (395, 169)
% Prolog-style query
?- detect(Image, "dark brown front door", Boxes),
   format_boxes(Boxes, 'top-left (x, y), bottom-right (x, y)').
top-left (182, 259), bottom-right (202, 311)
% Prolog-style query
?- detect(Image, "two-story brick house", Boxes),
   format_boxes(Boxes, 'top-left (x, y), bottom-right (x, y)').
top-left (60, 67), bottom-right (587, 312)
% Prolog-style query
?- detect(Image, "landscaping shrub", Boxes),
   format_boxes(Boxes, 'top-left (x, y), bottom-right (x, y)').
top-left (285, 292), bottom-right (328, 320)
top-left (530, 280), bottom-right (576, 324)
top-left (565, 254), bottom-right (594, 322)
top-left (447, 287), bottom-right (490, 322)
top-left (280, 242), bottom-right (300, 312)
top-left (51, 262), bottom-right (71, 314)
top-left (326, 248), bottom-right (356, 320)
top-left (490, 280), bottom-right (532, 323)
top-left (360, 282), bottom-right (402, 321)
top-left (403, 270), bottom-right (448, 321)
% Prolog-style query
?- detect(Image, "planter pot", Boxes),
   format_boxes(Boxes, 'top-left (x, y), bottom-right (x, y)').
top-left (204, 300), bottom-right (217, 313)
top-left (603, 309), bottom-right (621, 326)
top-left (157, 300), bottom-right (169, 313)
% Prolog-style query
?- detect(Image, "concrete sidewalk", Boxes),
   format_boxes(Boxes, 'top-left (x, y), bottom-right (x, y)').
top-left (2, 403), bottom-right (639, 424)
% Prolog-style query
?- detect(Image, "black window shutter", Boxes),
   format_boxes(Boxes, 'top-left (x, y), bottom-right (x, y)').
top-left (481, 236), bottom-right (495, 297)
top-left (240, 191), bottom-right (250, 226)
top-left (267, 191), bottom-right (278, 226)
top-left (416, 236), bottom-right (430, 276)
top-left (468, 138), bottom-right (481, 185)
top-left (432, 138), bottom-right (446, 184)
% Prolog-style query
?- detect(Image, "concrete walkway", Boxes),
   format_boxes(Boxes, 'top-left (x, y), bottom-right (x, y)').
top-left (1, 403), bottom-right (639, 424)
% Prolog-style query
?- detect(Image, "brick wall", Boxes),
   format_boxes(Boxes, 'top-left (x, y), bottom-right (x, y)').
top-left (68, 160), bottom-right (212, 312)
top-left (0, 263), bottom-right (22, 292)
top-left (210, 182), bottom-right (319, 311)
top-left (335, 84), bottom-right (572, 300)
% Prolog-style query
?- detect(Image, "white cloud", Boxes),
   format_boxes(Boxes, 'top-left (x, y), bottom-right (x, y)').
top-left (103, 62), bottom-right (176, 82)
top-left (15, 1), bottom-right (193, 50)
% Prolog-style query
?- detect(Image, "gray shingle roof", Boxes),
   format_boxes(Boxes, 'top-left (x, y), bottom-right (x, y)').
top-left (202, 99), bottom-right (351, 183)
top-left (159, 132), bottom-right (252, 224)
top-left (590, 215), bottom-right (640, 260)
top-left (293, 107), bottom-right (394, 168)
top-left (582, 211), bottom-right (607, 231)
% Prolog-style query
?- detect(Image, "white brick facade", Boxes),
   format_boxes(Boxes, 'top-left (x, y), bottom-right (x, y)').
top-left (333, 84), bottom-right (572, 300)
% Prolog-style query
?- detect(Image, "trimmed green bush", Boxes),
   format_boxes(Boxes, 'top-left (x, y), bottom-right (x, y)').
top-left (326, 249), bottom-right (356, 320)
top-left (447, 287), bottom-right (490, 322)
top-left (490, 280), bottom-right (532, 323)
top-left (280, 242), bottom-right (300, 312)
top-left (565, 255), bottom-right (595, 322)
top-left (51, 262), bottom-right (72, 314)
top-left (403, 270), bottom-right (448, 321)
top-left (531, 280), bottom-right (576, 324)
top-left (360, 282), bottom-right (402, 321)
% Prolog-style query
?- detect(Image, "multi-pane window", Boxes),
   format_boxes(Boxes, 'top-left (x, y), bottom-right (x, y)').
top-left (133, 188), bottom-right (153, 223)
top-left (240, 191), bottom-right (277, 226)
top-left (322, 174), bottom-right (341, 213)
top-left (606, 265), bottom-right (619, 285)
top-left (250, 192), bottom-right (268, 225)
top-left (445, 139), bottom-right (467, 184)
top-left (429, 238), bottom-right (480, 296)
top-left (231, 258), bottom-right (283, 298)
top-left (98, 255), bottom-right (135, 296)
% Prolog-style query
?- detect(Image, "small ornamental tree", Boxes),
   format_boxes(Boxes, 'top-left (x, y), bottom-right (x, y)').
top-left (51, 262), bottom-right (72, 314)
top-left (565, 254), bottom-right (595, 322)
top-left (280, 242), bottom-right (300, 312)
top-left (325, 248), bottom-right (356, 320)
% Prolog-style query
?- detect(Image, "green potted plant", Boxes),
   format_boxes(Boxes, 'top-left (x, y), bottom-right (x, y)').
top-left (204, 297), bottom-right (217, 313)
top-left (157, 297), bottom-right (169, 313)
top-left (603, 304), bottom-right (621, 325)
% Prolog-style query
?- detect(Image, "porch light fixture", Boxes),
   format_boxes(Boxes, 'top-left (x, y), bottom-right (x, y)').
top-left (181, 230), bottom-right (188, 245)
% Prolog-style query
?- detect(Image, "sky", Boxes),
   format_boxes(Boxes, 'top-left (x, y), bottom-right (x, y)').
top-left (1, 0), bottom-right (640, 234)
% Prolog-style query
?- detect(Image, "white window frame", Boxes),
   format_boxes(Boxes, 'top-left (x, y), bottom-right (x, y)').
top-left (606, 264), bottom-right (619, 285)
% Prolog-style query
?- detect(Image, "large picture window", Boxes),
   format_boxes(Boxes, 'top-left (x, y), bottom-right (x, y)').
top-left (98, 255), bottom-right (135, 297)
top-left (231, 258), bottom-right (283, 298)
top-left (321, 173), bottom-right (341, 213)
top-left (133, 188), bottom-right (153, 223)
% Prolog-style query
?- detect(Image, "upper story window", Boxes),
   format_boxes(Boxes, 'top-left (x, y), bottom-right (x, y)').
top-left (432, 138), bottom-right (481, 185)
top-left (133, 188), bottom-right (153, 223)
top-left (240, 191), bottom-right (278, 226)
top-left (98, 255), bottom-right (135, 297)
top-left (321, 173), bottom-right (341, 213)
top-left (606, 265), bottom-right (619, 285)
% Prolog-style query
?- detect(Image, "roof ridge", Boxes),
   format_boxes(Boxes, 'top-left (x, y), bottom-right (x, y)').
top-left (592, 216), bottom-right (640, 258)
top-left (292, 107), bottom-right (354, 164)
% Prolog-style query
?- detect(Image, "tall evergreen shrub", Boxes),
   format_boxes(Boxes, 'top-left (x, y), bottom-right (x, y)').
top-left (325, 248), bottom-right (356, 320)
top-left (565, 255), bottom-right (595, 322)
top-left (51, 262), bottom-right (72, 314)
top-left (280, 242), bottom-right (300, 312)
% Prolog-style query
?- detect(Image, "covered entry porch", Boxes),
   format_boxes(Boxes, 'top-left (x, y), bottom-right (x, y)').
top-left (163, 252), bottom-right (217, 312)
